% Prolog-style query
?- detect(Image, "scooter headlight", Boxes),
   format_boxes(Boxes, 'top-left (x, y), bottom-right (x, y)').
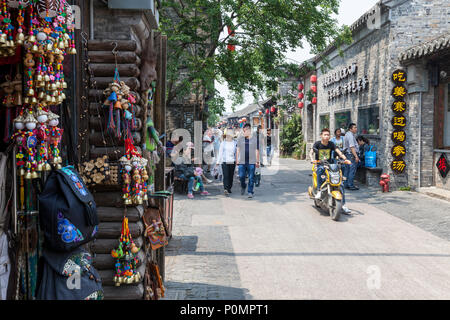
top-left (329, 172), bottom-right (341, 185)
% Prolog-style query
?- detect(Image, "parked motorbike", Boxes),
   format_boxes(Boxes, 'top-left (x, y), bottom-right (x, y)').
top-left (308, 159), bottom-right (346, 221)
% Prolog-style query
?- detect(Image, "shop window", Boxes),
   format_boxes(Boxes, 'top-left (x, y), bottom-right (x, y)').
top-left (358, 107), bottom-right (380, 135)
top-left (334, 111), bottom-right (351, 132)
top-left (319, 114), bottom-right (330, 131)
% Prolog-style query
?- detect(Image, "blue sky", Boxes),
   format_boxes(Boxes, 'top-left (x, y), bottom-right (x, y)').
top-left (216, 0), bottom-right (380, 114)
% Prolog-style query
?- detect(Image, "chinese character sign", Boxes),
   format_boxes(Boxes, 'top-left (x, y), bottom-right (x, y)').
top-left (436, 153), bottom-right (449, 179)
top-left (391, 70), bottom-right (407, 174)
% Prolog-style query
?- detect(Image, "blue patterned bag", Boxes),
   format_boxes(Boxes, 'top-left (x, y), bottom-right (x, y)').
top-left (39, 166), bottom-right (99, 252)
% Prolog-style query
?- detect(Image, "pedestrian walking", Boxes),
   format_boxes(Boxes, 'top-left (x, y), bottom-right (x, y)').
top-left (236, 123), bottom-right (260, 198)
top-left (342, 123), bottom-right (360, 190)
top-left (266, 128), bottom-right (273, 166)
top-left (330, 128), bottom-right (344, 163)
top-left (255, 125), bottom-right (264, 186)
top-left (216, 128), bottom-right (237, 196)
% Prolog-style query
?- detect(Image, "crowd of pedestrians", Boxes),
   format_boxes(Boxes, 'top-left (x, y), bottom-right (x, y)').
top-left (170, 123), bottom-right (275, 200)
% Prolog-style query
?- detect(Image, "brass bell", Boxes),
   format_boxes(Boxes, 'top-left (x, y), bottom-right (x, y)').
top-left (64, 40), bottom-right (69, 48)
top-left (56, 164), bottom-right (62, 170)
top-left (137, 196), bottom-right (143, 205)
top-left (44, 74), bottom-right (50, 82)
top-left (45, 163), bottom-right (52, 171)
top-left (64, 33), bottom-right (70, 40)
top-left (143, 194), bottom-right (148, 201)
top-left (122, 194), bottom-right (128, 199)
top-left (16, 32), bottom-right (25, 42)
top-left (50, 83), bottom-right (57, 91)
top-left (31, 97), bottom-right (37, 104)
top-left (19, 168), bottom-right (25, 176)
top-left (31, 44), bottom-right (39, 53)
top-left (58, 156), bottom-right (63, 164)
top-left (51, 96), bottom-right (57, 104)
top-left (28, 35), bottom-right (37, 43)
top-left (58, 41), bottom-right (65, 49)
top-left (46, 95), bottom-right (52, 102)
top-left (5, 40), bottom-right (13, 48)
top-left (46, 43), bottom-right (53, 51)
top-left (27, 88), bottom-right (34, 96)
top-left (25, 171), bottom-right (32, 180)
top-left (37, 164), bottom-right (43, 172)
top-left (15, 39), bottom-right (23, 46)
top-left (37, 91), bottom-right (44, 99)
top-left (62, 81), bottom-right (67, 89)
top-left (24, 97), bottom-right (30, 104)
top-left (0, 34), bottom-right (6, 44)
top-left (61, 92), bottom-right (66, 99)
top-left (54, 48), bottom-right (61, 55)
top-left (36, 74), bottom-right (43, 81)
top-left (31, 171), bottom-right (39, 179)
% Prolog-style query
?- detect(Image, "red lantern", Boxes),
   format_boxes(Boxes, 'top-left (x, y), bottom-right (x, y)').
top-left (311, 85), bottom-right (317, 93)
top-left (265, 109), bottom-right (269, 114)
top-left (312, 97), bottom-right (317, 104)
top-left (310, 75), bottom-right (317, 83)
top-left (298, 102), bottom-right (304, 109)
top-left (298, 92), bottom-right (304, 100)
top-left (298, 83), bottom-right (304, 91)
top-left (271, 107), bottom-right (276, 113)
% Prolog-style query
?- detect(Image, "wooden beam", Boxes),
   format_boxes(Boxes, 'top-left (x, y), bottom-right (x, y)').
top-left (96, 205), bottom-right (143, 221)
top-left (90, 102), bottom-right (142, 117)
top-left (88, 40), bottom-right (138, 53)
top-left (89, 117), bottom-right (142, 131)
top-left (102, 283), bottom-right (144, 300)
top-left (91, 77), bottom-right (140, 90)
top-left (89, 131), bottom-right (142, 147)
top-left (90, 64), bottom-right (140, 77)
top-left (88, 51), bottom-right (141, 65)
top-left (154, 32), bottom-right (166, 192)
top-left (91, 237), bottom-right (144, 255)
top-left (93, 249), bottom-right (145, 270)
top-left (97, 221), bottom-right (144, 239)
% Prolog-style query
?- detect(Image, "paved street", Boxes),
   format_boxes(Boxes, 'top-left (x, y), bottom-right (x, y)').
top-left (163, 158), bottom-right (450, 300)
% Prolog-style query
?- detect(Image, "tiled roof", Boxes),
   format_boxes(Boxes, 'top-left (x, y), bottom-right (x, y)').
top-left (399, 33), bottom-right (450, 62)
top-left (227, 98), bottom-right (274, 119)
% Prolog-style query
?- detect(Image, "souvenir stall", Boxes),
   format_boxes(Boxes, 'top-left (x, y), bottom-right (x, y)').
top-left (74, 0), bottom-right (171, 299)
top-left (0, 0), bottom-right (76, 300)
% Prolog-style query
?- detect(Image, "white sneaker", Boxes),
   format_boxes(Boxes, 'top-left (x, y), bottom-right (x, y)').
top-left (342, 205), bottom-right (351, 214)
top-left (314, 190), bottom-right (322, 200)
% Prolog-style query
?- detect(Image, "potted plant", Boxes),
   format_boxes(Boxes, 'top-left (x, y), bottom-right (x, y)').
top-left (368, 124), bottom-right (376, 134)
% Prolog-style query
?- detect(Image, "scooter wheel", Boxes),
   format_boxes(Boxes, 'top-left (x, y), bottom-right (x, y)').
top-left (314, 199), bottom-right (320, 208)
top-left (329, 199), bottom-right (342, 221)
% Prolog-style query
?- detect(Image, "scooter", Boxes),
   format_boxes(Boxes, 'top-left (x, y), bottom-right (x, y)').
top-left (308, 160), bottom-right (345, 221)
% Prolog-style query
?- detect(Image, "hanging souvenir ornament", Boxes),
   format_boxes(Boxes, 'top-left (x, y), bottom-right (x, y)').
top-left (37, 0), bottom-right (58, 18)
top-left (35, 107), bottom-right (51, 171)
top-left (22, 110), bottom-right (39, 179)
top-left (131, 155), bottom-right (143, 205)
top-left (47, 111), bottom-right (62, 168)
top-left (12, 113), bottom-right (26, 176)
top-left (111, 216), bottom-right (141, 286)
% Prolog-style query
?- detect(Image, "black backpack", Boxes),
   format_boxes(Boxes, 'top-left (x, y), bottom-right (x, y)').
top-left (39, 166), bottom-right (99, 252)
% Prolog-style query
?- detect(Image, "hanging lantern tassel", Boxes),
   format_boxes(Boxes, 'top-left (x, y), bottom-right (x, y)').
top-left (107, 102), bottom-right (115, 134)
top-left (115, 108), bottom-right (121, 138)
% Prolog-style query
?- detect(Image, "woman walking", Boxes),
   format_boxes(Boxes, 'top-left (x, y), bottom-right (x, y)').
top-left (216, 128), bottom-right (237, 196)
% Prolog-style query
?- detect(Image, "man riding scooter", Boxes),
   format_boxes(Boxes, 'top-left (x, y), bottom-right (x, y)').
top-left (309, 128), bottom-right (352, 215)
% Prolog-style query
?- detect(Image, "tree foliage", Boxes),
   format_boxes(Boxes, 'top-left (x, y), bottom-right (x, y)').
top-left (280, 113), bottom-right (304, 157)
top-left (157, 0), bottom-right (351, 122)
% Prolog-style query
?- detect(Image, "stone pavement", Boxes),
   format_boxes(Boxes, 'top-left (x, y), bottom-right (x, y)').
top-left (163, 158), bottom-right (450, 300)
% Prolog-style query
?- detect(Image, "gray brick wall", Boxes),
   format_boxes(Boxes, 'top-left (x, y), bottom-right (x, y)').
top-left (306, 0), bottom-right (450, 190)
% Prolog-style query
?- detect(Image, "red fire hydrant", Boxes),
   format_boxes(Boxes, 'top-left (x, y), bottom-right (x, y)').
top-left (379, 174), bottom-right (390, 192)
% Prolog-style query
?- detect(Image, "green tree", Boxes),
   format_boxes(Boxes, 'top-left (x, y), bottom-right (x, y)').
top-left (158, 0), bottom-right (351, 122)
top-left (280, 113), bottom-right (304, 158)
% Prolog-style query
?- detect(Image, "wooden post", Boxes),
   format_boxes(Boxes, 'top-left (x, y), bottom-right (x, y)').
top-left (154, 32), bottom-right (166, 192)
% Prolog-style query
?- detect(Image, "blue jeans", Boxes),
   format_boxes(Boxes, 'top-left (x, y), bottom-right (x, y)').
top-left (188, 176), bottom-right (204, 194)
top-left (343, 152), bottom-right (357, 188)
top-left (238, 164), bottom-right (256, 194)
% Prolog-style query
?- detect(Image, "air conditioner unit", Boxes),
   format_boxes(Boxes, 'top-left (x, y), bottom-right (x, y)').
top-left (108, 0), bottom-right (154, 10)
